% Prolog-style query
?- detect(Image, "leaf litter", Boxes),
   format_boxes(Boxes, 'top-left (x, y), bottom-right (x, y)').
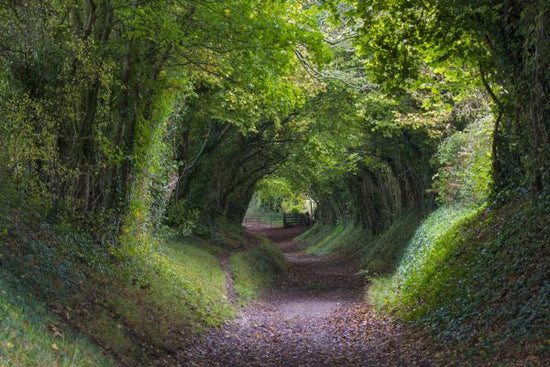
top-left (153, 226), bottom-right (443, 367)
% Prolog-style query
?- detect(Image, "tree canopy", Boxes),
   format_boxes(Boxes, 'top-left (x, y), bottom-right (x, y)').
top-left (0, 0), bottom-right (548, 240)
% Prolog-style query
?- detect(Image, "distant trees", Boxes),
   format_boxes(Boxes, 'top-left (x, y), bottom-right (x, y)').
top-left (278, 0), bottom-right (549, 231)
top-left (277, 82), bottom-right (454, 232)
top-left (170, 113), bottom-right (305, 227)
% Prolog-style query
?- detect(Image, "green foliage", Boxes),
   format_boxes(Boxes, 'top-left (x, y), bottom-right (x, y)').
top-left (432, 103), bottom-right (494, 205)
top-left (149, 234), bottom-right (234, 326)
top-left (253, 177), bottom-right (309, 214)
top-left (276, 67), bottom-right (453, 231)
top-left (303, 224), bottom-right (347, 255)
top-left (0, 0), bottom-right (331, 245)
top-left (242, 197), bottom-right (284, 227)
top-left (165, 201), bottom-right (201, 237)
top-left (349, 0), bottom-right (550, 193)
top-left (368, 203), bottom-right (549, 362)
top-left (102, 233), bottom-right (235, 351)
top-left (295, 222), bottom-right (335, 245)
top-left (230, 238), bottom-right (288, 304)
top-left (367, 205), bottom-right (478, 308)
top-left (0, 218), bottom-right (235, 362)
top-left (395, 206), bottom-right (478, 283)
top-left (1, 1), bottom-right (548, 365)
top-left (366, 275), bottom-right (397, 310)
top-left (358, 213), bottom-right (422, 272)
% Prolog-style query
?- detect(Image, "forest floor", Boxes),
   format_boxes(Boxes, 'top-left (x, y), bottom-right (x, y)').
top-left (154, 225), bottom-right (443, 367)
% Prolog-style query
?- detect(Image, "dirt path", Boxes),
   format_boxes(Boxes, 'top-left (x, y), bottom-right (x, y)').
top-left (157, 226), bottom-right (441, 367)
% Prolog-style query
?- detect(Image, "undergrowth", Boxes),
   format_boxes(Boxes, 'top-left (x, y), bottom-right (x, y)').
top-left (0, 268), bottom-right (114, 367)
top-left (0, 215), bottom-right (235, 364)
top-left (0, 202), bottom-right (291, 365)
top-left (294, 223), bottom-right (335, 250)
top-left (368, 205), bottom-right (478, 309)
top-left (368, 202), bottom-right (550, 365)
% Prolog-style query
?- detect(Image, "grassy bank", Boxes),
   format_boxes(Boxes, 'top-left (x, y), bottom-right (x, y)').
top-left (230, 238), bottom-right (288, 304)
top-left (0, 267), bottom-right (114, 367)
top-left (298, 203), bottom-right (549, 364)
top-left (368, 203), bottom-right (549, 364)
top-left (0, 212), bottom-right (286, 365)
top-left (297, 212), bottom-right (421, 274)
top-left (0, 222), bottom-right (233, 364)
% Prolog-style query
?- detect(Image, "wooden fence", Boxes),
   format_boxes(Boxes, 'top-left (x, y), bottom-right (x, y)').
top-left (283, 212), bottom-right (311, 228)
top-left (242, 214), bottom-right (283, 228)
top-left (242, 212), bottom-right (312, 228)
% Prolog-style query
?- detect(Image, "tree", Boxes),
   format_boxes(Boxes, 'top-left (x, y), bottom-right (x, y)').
top-left (348, 0), bottom-right (550, 196)
top-left (0, 0), bottom-right (330, 241)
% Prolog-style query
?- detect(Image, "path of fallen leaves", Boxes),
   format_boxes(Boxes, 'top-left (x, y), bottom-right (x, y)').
top-left (154, 226), bottom-right (443, 367)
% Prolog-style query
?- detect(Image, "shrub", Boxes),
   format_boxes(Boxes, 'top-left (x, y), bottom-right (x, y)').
top-left (432, 115), bottom-right (493, 205)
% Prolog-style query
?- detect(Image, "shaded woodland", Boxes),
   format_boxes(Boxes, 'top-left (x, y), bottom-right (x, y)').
top-left (0, 1), bottom-right (548, 366)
